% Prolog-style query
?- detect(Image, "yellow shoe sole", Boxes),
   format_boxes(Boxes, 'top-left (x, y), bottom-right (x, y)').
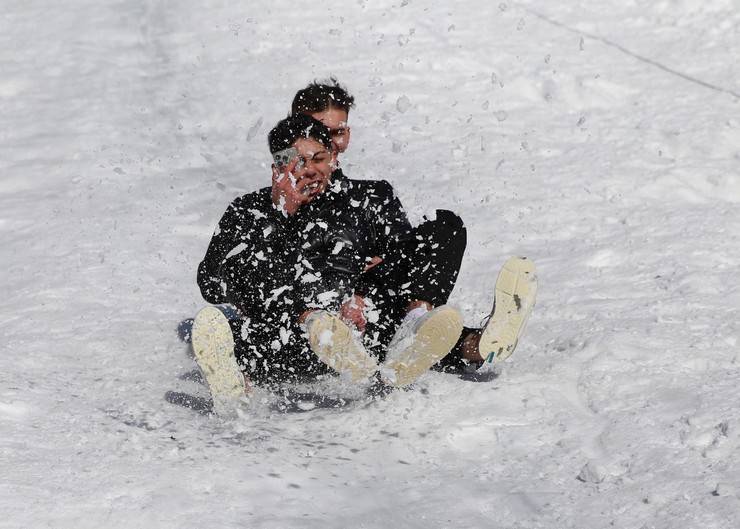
top-left (384, 305), bottom-right (463, 387)
top-left (307, 311), bottom-right (379, 382)
top-left (479, 257), bottom-right (537, 363)
top-left (192, 306), bottom-right (247, 413)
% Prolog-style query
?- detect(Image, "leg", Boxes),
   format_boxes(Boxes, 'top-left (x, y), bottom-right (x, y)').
top-left (406, 209), bottom-right (467, 307)
top-left (191, 305), bottom-right (249, 414)
top-left (403, 210), bottom-right (473, 371)
top-left (477, 256), bottom-right (537, 362)
top-left (359, 209), bottom-right (467, 360)
top-left (378, 210), bottom-right (468, 385)
top-left (439, 256), bottom-right (538, 372)
top-left (436, 326), bottom-right (484, 372)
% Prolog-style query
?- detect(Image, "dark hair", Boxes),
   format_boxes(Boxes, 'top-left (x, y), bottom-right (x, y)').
top-left (268, 114), bottom-right (332, 154)
top-left (291, 77), bottom-right (355, 115)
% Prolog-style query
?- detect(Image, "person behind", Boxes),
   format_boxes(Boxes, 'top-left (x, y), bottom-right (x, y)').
top-left (288, 79), bottom-right (534, 373)
top-left (288, 79), bottom-right (470, 363)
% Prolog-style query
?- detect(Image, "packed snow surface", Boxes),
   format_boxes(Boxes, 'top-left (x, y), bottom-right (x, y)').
top-left (2, 1), bottom-right (739, 527)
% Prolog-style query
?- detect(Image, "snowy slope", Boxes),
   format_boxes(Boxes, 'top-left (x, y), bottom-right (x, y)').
top-left (1, 1), bottom-right (739, 527)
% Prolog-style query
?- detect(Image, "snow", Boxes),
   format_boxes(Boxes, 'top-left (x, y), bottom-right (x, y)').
top-left (318, 329), bottom-right (334, 348)
top-left (2, 0), bottom-right (739, 527)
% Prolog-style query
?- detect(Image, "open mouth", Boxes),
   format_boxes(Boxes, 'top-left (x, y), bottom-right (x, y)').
top-left (302, 182), bottom-right (322, 195)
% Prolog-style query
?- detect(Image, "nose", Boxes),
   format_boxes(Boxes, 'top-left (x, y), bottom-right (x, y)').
top-left (296, 162), bottom-right (318, 182)
top-left (301, 160), bottom-right (317, 173)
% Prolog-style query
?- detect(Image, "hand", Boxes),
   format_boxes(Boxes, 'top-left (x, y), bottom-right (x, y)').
top-left (364, 256), bottom-right (383, 272)
top-left (271, 159), bottom-right (311, 216)
top-left (339, 294), bottom-right (367, 332)
top-left (297, 309), bottom-right (316, 327)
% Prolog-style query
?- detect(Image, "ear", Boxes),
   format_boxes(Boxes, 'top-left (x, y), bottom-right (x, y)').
top-left (345, 126), bottom-right (351, 149)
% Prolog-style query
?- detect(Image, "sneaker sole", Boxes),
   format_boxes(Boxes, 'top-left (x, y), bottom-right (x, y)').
top-left (479, 256), bottom-right (537, 363)
top-left (385, 306), bottom-right (464, 387)
top-left (192, 306), bottom-right (247, 412)
top-left (307, 311), bottom-right (379, 382)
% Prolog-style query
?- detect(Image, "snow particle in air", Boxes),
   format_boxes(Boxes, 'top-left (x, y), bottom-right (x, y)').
top-left (246, 117), bottom-right (264, 141)
top-left (396, 95), bottom-right (411, 113)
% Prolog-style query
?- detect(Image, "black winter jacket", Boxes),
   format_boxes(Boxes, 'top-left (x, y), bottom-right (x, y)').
top-left (197, 169), bottom-right (412, 354)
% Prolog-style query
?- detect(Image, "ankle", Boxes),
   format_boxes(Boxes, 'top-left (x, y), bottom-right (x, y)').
top-left (461, 331), bottom-right (484, 362)
top-left (404, 305), bottom-right (430, 321)
top-left (406, 300), bottom-right (433, 313)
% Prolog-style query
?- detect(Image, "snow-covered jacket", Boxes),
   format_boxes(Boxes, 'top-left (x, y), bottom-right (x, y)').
top-left (197, 169), bottom-right (412, 332)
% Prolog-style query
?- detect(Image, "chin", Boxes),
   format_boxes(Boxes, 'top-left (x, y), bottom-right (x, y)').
top-left (304, 187), bottom-right (326, 202)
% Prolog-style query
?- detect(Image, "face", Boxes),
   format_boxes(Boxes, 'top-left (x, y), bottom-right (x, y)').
top-left (273, 137), bottom-right (336, 200)
top-left (310, 107), bottom-right (351, 154)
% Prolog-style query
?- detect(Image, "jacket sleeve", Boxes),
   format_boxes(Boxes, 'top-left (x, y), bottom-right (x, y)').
top-left (353, 180), bottom-right (413, 297)
top-left (367, 179), bottom-right (413, 257)
top-left (196, 201), bottom-right (245, 305)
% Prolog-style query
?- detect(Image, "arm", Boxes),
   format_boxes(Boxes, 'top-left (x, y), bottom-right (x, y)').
top-left (353, 180), bottom-right (413, 297)
top-left (196, 201), bottom-right (246, 304)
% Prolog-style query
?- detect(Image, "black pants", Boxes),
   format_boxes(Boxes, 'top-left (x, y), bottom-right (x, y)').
top-left (231, 209), bottom-right (468, 384)
top-left (361, 209), bottom-right (467, 362)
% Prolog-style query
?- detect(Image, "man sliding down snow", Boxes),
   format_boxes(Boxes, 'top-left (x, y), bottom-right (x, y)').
top-left (193, 81), bottom-right (537, 412)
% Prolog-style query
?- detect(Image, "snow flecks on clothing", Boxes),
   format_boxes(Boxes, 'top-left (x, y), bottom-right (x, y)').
top-left (279, 326), bottom-right (291, 345)
top-left (318, 329), bottom-right (334, 347)
top-left (248, 208), bottom-right (267, 220)
top-left (300, 272), bottom-right (321, 283)
top-left (316, 290), bottom-right (339, 306)
top-left (331, 241), bottom-right (345, 255)
top-left (224, 243), bottom-right (247, 260)
top-left (264, 285), bottom-right (293, 309)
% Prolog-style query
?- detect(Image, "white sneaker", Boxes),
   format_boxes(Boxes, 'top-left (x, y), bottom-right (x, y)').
top-left (479, 256), bottom-right (538, 363)
top-left (305, 311), bottom-right (379, 382)
top-left (192, 306), bottom-right (248, 414)
top-left (383, 305), bottom-right (463, 387)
